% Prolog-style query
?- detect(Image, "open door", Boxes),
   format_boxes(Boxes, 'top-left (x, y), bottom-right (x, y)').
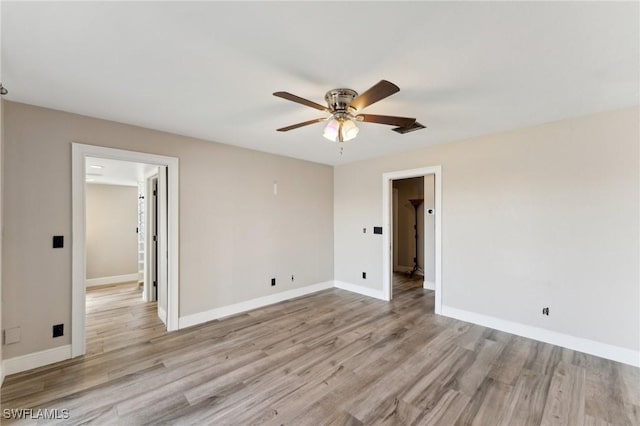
top-left (144, 166), bottom-right (168, 327)
top-left (156, 166), bottom-right (168, 326)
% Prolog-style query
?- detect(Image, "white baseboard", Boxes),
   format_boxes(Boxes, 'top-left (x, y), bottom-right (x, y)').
top-left (441, 305), bottom-right (640, 368)
top-left (3, 345), bottom-right (72, 376)
top-left (179, 281), bottom-right (334, 329)
top-left (86, 273), bottom-right (138, 287)
top-left (158, 306), bottom-right (167, 326)
top-left (334, 281), bottom-right (386, 301)
top-left (423, 281), bottom-right (435, 290)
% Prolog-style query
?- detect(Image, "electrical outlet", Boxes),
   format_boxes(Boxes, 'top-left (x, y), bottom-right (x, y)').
top-left (362, 272), bottom-right (366, 279)
top-left (53, 235), bottom-right (64, 248)
top-left (542, 307), bottom-right (549, 316)
top-left (363, 228), bottom-right (366, 233)
top-left (53, 324), bottom-right (64, 338)
top-left (271, 278), bottom-right (276, 286)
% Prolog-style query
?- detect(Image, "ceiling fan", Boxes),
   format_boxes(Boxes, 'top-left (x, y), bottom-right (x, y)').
top-left (273, 80), bottom-right (425, 142)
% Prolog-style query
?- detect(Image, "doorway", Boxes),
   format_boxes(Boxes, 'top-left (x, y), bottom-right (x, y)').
top-left (392, 177), bottom-right (425, 278)
top-left (382, 166), bottom-right (442, 313)
top-left (72, 144), bottom-right (179, 358)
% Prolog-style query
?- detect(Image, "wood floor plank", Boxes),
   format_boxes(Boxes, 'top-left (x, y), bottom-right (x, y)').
top-left (414, 389), bottom-right (470, 425)
top-left (455, 377), bottom-right (513, 425)
top-left (488, 335), bottom-right (534, 385)
top-left (497, 369), bottom-right (554, 426)
top-left (624, 402), bottom-right (640, 426)
top-left (453, 338), bottom-right (505, 398)
top-left (584, 414), bottom-right (614, 426)
top-left (618, 363), bottom-right (640, 406)
top-left (366, 396), bottom-right (423, 426)
top-left (1, 275), bottom-right (636, 425)
top-left (585, 360), bottom-right (634, 425)
top-left (540, 361), bottom-right (586, 426)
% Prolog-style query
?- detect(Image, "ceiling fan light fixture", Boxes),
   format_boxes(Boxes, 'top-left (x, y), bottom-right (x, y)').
top-left (274, 80), bottom-right (425, 143)
top-left (341, 119), bottom-right (359, 141)
top-left (323, 118), bottom-right (360, 142)
top-left (323, 118), bottom-right (340, 142)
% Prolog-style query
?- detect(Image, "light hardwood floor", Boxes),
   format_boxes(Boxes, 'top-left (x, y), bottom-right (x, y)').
top-left (1, 276), bottom-right (638, 425)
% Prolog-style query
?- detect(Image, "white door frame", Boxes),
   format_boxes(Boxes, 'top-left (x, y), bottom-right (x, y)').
top-left (71, 143), bottom-right (180, 357)
top-left (382, 165), bottom-right (442, 313)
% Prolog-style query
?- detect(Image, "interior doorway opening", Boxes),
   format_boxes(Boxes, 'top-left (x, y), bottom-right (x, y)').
top-left (72, 144), bottom-right (179, 358)
top-left (83, 156), bottom-right (167, 354)
top-left (392, 176), bottom-right (436, 284)
top-left (382, 166), bottom-right (442, 313)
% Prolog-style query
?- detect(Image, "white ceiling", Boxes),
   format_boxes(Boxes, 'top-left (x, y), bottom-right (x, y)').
top-left (2, 2), bottom-right (638, 166)
top-left (86, 156), bottom-right (158, 187)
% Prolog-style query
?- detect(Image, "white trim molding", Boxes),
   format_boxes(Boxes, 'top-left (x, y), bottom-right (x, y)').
top-left (158, 306), bottom-right (167, 326)
top-left (72, 143), bottom-right (180, 358)
top-left (423, 281), bottom-right (435, 290)
top-left (441, 305), bottom-right (640, 368)
top-left (179, 281), bottom-right (334, 329)
top-left (382, 165), bottom-right (442, 312)
top-left (85, 273), bottom-right (139, 287)
top-left (3, 345), bottom-right (72, 376)
top-left (334, 281), bottom-right (386, 301)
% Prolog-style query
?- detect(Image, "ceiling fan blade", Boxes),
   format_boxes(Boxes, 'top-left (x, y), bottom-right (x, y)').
top-left (392, 122), bottom-right (427, 134)
top-left (357, 114), bottom-right (416, 128)
top-left (276, 118), bottom-right (326, 132)
top-left (349, 80), bottom-right (400, 111)
top-left (273, 91), bottom-right (328, 112)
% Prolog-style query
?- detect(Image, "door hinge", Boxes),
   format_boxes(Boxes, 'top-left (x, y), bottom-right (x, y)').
top-left (153, 281), bottom-right (157, 287)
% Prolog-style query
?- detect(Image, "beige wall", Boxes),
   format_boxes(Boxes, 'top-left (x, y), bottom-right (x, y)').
top-left (2, 101), bottom-right (334, 359)
top-left (86, 184), bottom-right (138, 280)
top-left (335, 107), bottom-right (639, 352)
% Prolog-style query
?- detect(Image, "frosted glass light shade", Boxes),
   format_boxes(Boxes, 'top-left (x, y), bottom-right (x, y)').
top-left (323, 118), bottom-right (359, 142)
top-left (323, 119), bottom-right (340, 141)
top-left (341, 119), bottom-right (359, 141)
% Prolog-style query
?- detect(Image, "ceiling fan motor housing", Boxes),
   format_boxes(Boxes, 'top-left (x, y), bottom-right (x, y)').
top-left (325, 88), bottom-right (358, 115)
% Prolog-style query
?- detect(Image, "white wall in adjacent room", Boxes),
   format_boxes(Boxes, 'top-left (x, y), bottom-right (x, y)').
top-left (85, 183), bottom-right (138, 281)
